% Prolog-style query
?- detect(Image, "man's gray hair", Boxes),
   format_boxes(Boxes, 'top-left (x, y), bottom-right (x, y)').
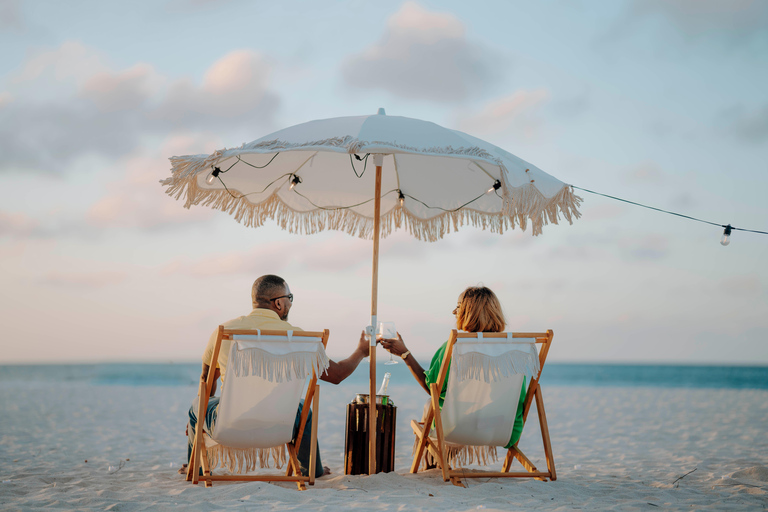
top-left (251, 275), bottom-right (287, 307)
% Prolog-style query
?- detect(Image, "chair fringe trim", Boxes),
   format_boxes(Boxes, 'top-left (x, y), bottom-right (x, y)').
top-left (161, 141), bottom-right (582, 241)
top-left (451, 345), bottom-right (540, 382)
top-left (413, 437), bottom-right (499, 470)
top-left (206, 444), bottom-right (286, 474)
top-left (229, 345), bottom-right (330, 382)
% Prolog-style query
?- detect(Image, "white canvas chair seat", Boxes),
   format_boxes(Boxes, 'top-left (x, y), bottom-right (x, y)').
top-left (411, 330), bottom-right (556, 487)
top-left (188, 327), bottom-right (329, 490)
top-left (442, 334), bottom-right (538, 447)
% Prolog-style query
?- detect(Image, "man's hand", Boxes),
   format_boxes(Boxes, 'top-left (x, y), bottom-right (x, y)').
top-left (356, 330), bottom-right (371, 358)
top-left (319, 330), bottom-right (371, 385)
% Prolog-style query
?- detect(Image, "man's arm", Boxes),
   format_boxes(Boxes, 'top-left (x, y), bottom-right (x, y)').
top-left (320, 331), bottom-right (370, 385)
top-left (201, 363), bottom-right (221, 396)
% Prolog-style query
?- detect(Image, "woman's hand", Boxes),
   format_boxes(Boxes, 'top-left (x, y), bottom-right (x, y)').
top-left (379, 333), bottom-right (407, 357)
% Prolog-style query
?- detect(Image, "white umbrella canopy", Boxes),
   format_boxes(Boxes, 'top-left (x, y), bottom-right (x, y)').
top-left (162, 108), bottom-right (582, 474)
top-left (163, 109), bottom-right (581, 241)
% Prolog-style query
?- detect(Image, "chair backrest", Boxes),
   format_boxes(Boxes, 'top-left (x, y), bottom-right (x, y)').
top-left (438, 331), bottom-right (548, 447)
top-left (212, 329), bottom-right (329, 449)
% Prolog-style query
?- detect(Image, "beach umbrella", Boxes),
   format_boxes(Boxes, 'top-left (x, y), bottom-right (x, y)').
top-left (161, 108), bottom-right (582, 474)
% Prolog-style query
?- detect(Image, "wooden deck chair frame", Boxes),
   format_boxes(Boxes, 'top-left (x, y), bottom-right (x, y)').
top-left (187, 326), bottom-right (329, 490)
top-left (410, 329), bottom-right (556, 487)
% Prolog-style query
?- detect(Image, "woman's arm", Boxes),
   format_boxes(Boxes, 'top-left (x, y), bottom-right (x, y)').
top-left (380, 334), bottom-right (430, 395)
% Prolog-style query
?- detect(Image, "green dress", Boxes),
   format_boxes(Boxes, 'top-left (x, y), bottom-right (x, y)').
top-left (424, 341), bottom-right (527, 448)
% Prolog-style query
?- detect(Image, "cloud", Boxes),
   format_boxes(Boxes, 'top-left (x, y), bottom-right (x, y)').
top-left (0, 210), bottom-right (39, 237)
top-left (457, 90), bottom-right (549, 140)
top-left (1, 43), bottom-right (280, 174)
top-left (41, 271), bottom-right (127, 289)
top-left (0, 0), bottom-right (22, 31)
top-left (86, 135), bottom-right (221, 231)
top-left (341, 2), bottom-right (500, 102)
top-left (80, 63), bottom-right (159, 113)
top-left (152, 50), bottom-right (279, 127)
top-left (603, 0), bottom-right (768, 48)
top-left (722, 104), bottom-right (768, 145)
top-left (630, 0), bottom-right (768, 42)
top-left (12, 41), bottom-right (108, 86)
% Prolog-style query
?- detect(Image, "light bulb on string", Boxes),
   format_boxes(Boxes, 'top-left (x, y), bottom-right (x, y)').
top-left (486, 180), bottom-right (501, 194)
top-left (720, 224), bottom-right (732, 246)
top-left (289, 175), bottom-right (302, 191)
top-left (206, 167), bottom-right (221, 185)
top-left (398, 190), bottom-right (405, 207)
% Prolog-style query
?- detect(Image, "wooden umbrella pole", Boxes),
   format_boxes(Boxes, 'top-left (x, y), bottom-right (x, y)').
top-left (368, 159), bottom-right (383, 475)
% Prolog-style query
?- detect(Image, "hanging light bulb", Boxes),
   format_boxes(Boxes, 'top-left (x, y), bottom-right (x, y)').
top-left (487, 180), bottom-right (501, 194)
top-left (720, 224), bottom-right (732, 246)
top-left (398, 190), bottom-right (405, 207)
top-left (289, 174), bottom-right (302, 191)
top-left (206, 167), bottom-right (221, 185)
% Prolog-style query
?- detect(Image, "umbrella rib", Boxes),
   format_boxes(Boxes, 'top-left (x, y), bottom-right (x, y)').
top-left (471, 160), bottom-right (496, 181)
top-left (392, 154), bottom-right (401, 191)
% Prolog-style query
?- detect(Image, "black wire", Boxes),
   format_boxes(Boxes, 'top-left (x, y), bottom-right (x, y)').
top-left (571, 185), bottom-right (768, 235)
top-left (292, 188), bottom-right (400, 211)
top-left (349, 153), bottom-right (370, 178)
top-left (236, 153), bottom-right (280, 169)
top-left (403, 190), bottom-right (489, 213)
top-left (216, 172), bottom-right (294, 199)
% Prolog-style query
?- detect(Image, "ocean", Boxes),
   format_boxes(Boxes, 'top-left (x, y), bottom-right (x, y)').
top-left (1, 362), bottom-right (767, 390)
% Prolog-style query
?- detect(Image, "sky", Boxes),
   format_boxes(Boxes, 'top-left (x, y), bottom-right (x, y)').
top-left (1, 0), bottom-right (767, 365)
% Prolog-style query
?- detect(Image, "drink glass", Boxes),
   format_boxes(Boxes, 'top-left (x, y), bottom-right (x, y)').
top-left (377, 322), bottom-right (398, 365)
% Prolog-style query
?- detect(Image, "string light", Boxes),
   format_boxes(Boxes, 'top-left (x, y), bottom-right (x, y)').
top-left (487, 180), bottom-right (501, 194)
top-left (572, 186), bottom-right (768, 247)
top-left (206, 167), bottom-right (221, 185)
top-left (720, 225), bottom-right (732, 246)
top-left (200, 156), bottom-right (767, 247)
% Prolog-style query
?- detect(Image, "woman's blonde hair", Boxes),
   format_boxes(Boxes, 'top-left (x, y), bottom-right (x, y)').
top-left (455, 286), bottom-right (506, 333)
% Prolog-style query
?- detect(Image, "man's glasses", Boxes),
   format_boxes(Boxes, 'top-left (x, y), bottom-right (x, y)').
top-left (270, 294), bottom-right (294, 303)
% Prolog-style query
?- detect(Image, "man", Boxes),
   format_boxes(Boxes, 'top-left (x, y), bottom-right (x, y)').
top-left (185, 274), bottom-right (369, 478)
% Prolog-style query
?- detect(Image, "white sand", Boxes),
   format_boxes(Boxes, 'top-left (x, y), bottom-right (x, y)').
top-left (1, 380), bottom-right (767, 511)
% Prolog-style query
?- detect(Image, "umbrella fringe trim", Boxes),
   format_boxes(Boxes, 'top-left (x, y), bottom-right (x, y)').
top-left (162, 152), bottom-right (582, 240)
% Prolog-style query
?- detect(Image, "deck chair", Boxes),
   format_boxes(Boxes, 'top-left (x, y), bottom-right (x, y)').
top-left (187, 326), bottom-right (330, 490)
top-left (410, 329), bottom-right (556, 487)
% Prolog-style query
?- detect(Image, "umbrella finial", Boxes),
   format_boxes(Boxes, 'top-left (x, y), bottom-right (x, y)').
top-left (377, 108), bottom-right (386, 115)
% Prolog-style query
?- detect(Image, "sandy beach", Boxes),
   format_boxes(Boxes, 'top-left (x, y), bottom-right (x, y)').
top-left (1, 376), bottom-right (767, 511)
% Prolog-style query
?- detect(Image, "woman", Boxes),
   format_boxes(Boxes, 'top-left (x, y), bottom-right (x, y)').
top-left (380, 285), bottom-right (527, 449)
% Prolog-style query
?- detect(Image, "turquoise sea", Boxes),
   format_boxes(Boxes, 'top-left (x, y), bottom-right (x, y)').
top-left (1, 362), bottom-right (767, 389)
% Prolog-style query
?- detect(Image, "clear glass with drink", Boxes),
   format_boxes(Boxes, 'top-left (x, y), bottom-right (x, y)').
top-left (377, 321), bottom-right (398, 365)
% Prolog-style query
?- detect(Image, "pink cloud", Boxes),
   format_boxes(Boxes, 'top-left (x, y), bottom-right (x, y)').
top-left (0, 210), bottom-right (39, 237)
top-left (341, 2), bottom-right (499, 102)
top-left (80, 63), bottom-right (158, 112)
